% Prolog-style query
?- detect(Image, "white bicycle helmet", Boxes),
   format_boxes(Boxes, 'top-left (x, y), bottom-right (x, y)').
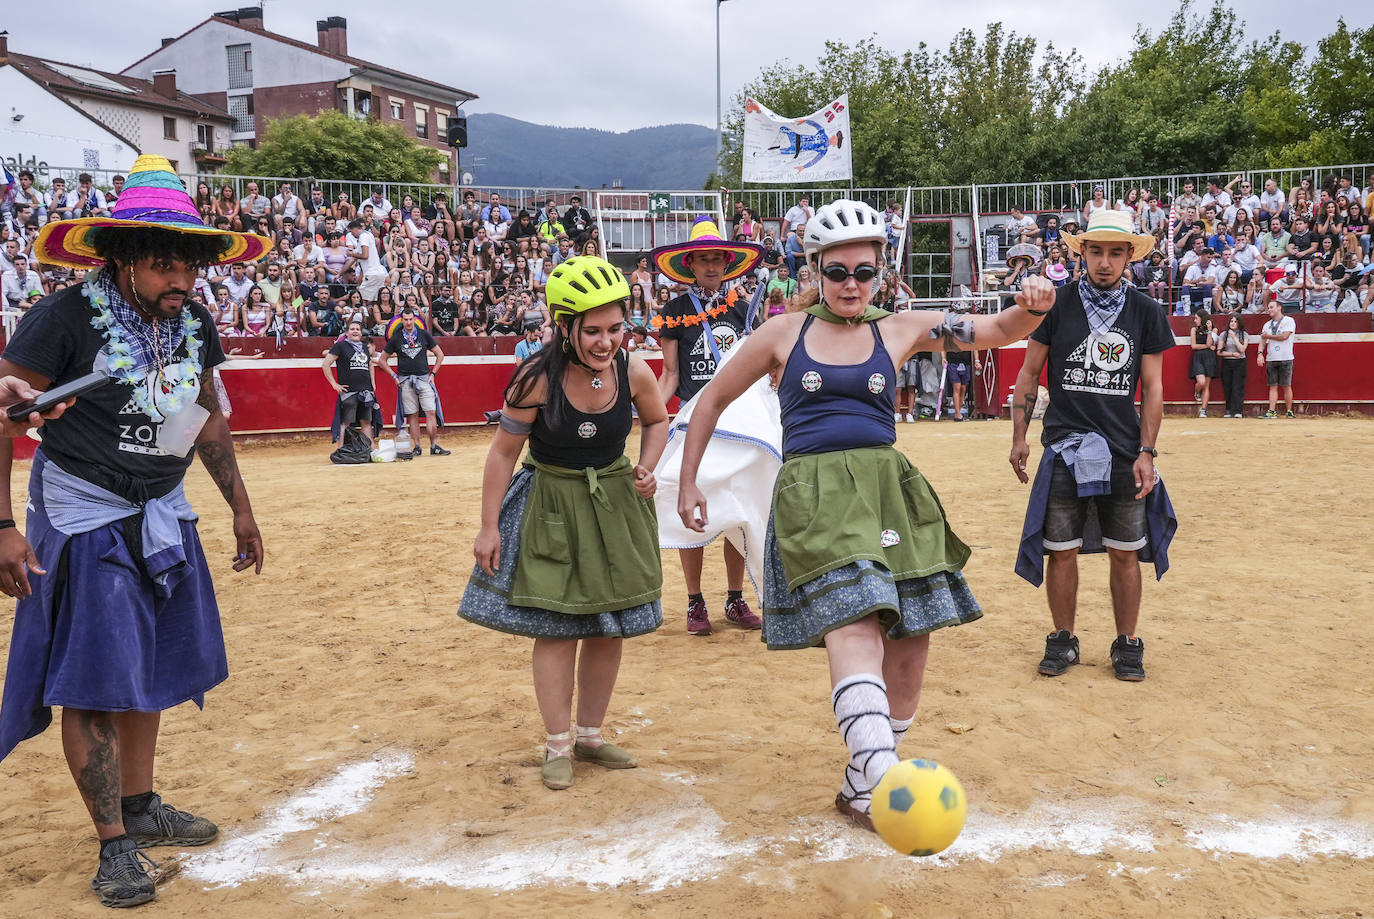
top-left (802, 198), bottom-right (887, 260)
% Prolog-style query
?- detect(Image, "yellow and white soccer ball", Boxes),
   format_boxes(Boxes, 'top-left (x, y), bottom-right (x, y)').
top-left (870, 759), bottom-right (967, 856)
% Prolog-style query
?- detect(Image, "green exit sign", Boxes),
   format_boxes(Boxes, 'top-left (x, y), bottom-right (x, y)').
top-left (649, 195), bottom-right (671, 215)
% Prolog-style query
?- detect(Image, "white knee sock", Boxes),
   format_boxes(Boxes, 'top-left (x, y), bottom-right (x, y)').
top-left (832, 674), bottom-right (899, 810)
top-left (890, 715), bottom-right (914, 753)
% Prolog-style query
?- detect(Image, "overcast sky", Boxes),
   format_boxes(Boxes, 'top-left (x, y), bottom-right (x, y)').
top-left (5, 1), bottom-right (1365, 132)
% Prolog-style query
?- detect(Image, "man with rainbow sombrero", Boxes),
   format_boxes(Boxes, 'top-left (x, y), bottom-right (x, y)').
top-left (0, 154), bottom-right (269, 908)
top-left (651, 217), bottom-right (767, 635)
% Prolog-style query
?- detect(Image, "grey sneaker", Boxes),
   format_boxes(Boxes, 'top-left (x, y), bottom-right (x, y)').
top-left (1037, 629), bottom-right (1080, 676)
top-left (122, 794), bottom-right (218, 848)
top-left (91, 837), bottom-right (157, 908)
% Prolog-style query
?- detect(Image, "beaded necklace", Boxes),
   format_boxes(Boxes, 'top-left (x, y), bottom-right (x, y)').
top-left (85, 271), bottom-right (203, 422)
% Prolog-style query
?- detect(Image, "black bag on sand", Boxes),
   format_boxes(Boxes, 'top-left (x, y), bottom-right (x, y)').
top-left (330, 426), bottom-right (372, 465)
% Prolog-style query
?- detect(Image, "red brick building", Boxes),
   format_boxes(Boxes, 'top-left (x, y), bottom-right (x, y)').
top-left (121, 6), bottom-right (476, 181)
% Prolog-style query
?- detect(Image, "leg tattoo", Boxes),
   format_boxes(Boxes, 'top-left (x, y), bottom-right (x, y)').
top-left (75, 713), bottom-right (122, 827)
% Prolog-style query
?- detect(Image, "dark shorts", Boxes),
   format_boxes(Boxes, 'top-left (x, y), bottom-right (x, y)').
top-left (339, 394), bottom-right (373, 424)
top-left (948, 363), bottom-right (972, 385)
top-left (1266, 359), bottom-right (1293, 386)
top-left (1044, 456), bottom-right (1147, 552)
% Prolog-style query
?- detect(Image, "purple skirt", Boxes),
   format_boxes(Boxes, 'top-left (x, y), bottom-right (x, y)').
top-left (0, 458), bottom-right (227, 762)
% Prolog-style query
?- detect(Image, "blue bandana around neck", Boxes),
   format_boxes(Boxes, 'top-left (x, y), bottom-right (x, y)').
top-left (98, 271), bottom-right (187, 375)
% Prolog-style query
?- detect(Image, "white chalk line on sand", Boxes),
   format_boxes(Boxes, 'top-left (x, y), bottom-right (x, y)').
top-left (182, 753), bottom-right (1374, 893)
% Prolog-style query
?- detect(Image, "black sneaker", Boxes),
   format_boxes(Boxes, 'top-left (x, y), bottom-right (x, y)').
top-left (411, 446), bottom-right (423, 457)
top-left (1037, 629), bottom-right (1080, 676)
top-left (430, 444), bottom-right (451, 456)
top-left (1110, 634), bottom-right (1146, 682)
top-left (91, 837), bottom-right (157, 908)
top-left (123, 793), bottom-right (219, 848)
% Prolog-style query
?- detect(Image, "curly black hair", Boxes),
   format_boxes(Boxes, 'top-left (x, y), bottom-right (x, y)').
top-left (91, 226), bottom-right (232, 272)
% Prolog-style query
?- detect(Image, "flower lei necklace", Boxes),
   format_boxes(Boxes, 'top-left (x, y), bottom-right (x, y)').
top-left (650, 287), bottom-right (740, 329)
top-left (85, 271), bottom-right (203, 422)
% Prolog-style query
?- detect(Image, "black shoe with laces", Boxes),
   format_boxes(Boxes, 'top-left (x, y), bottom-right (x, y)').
top-left (430, 444), bottom-right (451, 456)
top-left (1037, 629), bottom-right (1080, 676)
top-left (122, 793), bottom-right (218, 848)
top-left (91, 837), bottom-right (157, 908)
top-left (1110, 634), bottom-right (1146, 682)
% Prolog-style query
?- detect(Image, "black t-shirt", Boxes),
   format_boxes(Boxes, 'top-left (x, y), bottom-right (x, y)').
top-left (385, 325), bottom-right (438, 376)
top-left (2, 284), bottom-right (226, 498)
top-left (660, 287), bottom-right (751, 402)
top-left (1030, 284), bottom-right (1175, 462)
top-left (329, 339), bottom-right (374, 393)
top-left (948, 349), bottom-right (973, 367)
top-left (1288, 230), bottom-right (1315, 258)
top-left (430, 297), bottom-right (460, 333)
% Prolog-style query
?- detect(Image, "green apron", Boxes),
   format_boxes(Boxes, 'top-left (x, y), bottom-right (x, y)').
top-left (770, 445), bottom-right (970, 592)
top-left (508, 455), bottom-right (662, 615)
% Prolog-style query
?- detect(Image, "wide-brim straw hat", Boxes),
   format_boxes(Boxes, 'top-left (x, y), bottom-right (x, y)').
top-left (1062, 210), bottom-right (1156, 261)
top-left (33, 154), bottom-right (272, 269)
top-left (650, 215), bottom-right (763, 285)
top-left (1005, 242), bottom-right (1043, 269)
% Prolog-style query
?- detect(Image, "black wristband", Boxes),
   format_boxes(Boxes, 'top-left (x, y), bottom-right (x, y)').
top-left (0, 519), bottom-right (15, 530)
top-left (1025, 308), bottom-right (1050, 317)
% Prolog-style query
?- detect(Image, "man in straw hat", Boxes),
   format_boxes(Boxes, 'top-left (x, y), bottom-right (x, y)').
top-left (0, 154), bottom-right (270, 908)
top-left (651, 216), bottom-right (767, 635)
top-left (1010, 208), bottom-right (1177, 683)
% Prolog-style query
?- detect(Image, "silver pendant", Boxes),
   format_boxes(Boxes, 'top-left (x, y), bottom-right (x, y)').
top-left (590, 376), bottom-right (603, 389)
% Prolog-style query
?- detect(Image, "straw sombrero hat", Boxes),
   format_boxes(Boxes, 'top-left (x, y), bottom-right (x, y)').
top-left (650, 215), bottom-right (763, 285)
top-left (33, 154), bottom-right (272, 269)
top-left (1005, 243), bottom-right (1043, 270)
top-left (1062, 210), bottom-right (1155, 261)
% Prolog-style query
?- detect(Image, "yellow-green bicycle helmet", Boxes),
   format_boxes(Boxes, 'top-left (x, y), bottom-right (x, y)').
top-left (545, 255), bottom-right (631, 319)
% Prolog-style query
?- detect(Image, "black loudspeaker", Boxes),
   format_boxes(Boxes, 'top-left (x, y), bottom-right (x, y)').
top-left (446, 116), bottom-right (468, 148)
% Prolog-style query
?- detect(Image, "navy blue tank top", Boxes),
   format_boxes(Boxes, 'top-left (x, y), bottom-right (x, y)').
top-left (778, 315), bottom-right (897, 456)
top-left (528, 351), bottom-right (633, 469)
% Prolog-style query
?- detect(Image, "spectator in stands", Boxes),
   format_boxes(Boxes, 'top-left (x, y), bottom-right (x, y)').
top-left (272, 281), bottom-right (303, 336)
top-left (0, 239), bottom-right (19, 276)
top-left (404, 206), bottom-right (432, 244)
top-left (482, 193), bottom-right (513, 237)
top-left (1083, 185), bottom-right (1110, 222)
top-left (1286, 216), bottom-right (1317, 261)
top-left (346, 218), bottom-right (386, 302)
top-left (1342, 202), bottom-right (1368, 258)
top-left (2, 255), bottom-right (44, 311)
top-left (220, 261), bottom-right (255, 307)
top-left (257, 262), bottom-right (284, 307)
top-left (236, 181), bottom-right (267, 228)
top-left (509, 210), bottom-right (539, 255)
top-left (1202, 178), bottom-right (1235, 223)
top-left (1174, 179), bottom-right (1202, 214)
top-left (302, 186), bottom-right (327, 232)
top-left (63, 174), bottom-right (109, 218)
top-left (1213, 269), bottom-right (1245, 313)
top-left (304, 285), bottom-right (337, 336)
top-left (1208, 222), bottom-right (1234, 253)
top-left (430, 284), bottom-right (460, 335)
top-left (1258, 298), bottom-right (1296, 417)
top-left (784, 222), bottom-right (806, 274)
top-left (538, 207), bottom-right (565, 249)
top-left (320, 232), bottom-right (350, 284)
top-left (292, 232), bottom-right (324, 283)
top-left (365, 186), bottom-right (391, 219)
top-left (1007, 206), bottom-right (1038, 244)
top-left (1180, 247), bottom-right (1219, 315)
top-left (513, 323), bottom-right (543, 361)
top-left (5, 170), bottom-right (47, 222)
top-left (1258, 178), bottom-right (1287, 225)
top-left (581, 237), bottom-right (602, 258)
top-left (1234, 179), bottom-right (1260, 219)
top-left (240, 285), bottom-right (273, 335)
top-left (1267, 263), bottom-right (1306, 313)
top-left (1141, 249), bottom-right (1168, 299)
top-left (780, 194), bottom-right (813, 242)
top-left (43, 177), bottom-right (70, 220)
top-left (1314, 200), bottom-right (1344, 247)
top-left (1258, 217), bottom-right (1291, 268)
top-left (735, 206), bottom-right (761, 242)
top-left (1173, 206), bottom-right (1205, 254)
top-left (1305, 263), bottom-right (1338, 312)
top-left (767, 263), bottom-right (798, 301)
top-left (271, 182), bottom-right (299, 231)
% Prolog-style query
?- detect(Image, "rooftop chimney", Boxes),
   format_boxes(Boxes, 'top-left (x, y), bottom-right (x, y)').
top-left (152, 69), bottom-right (177, 99)
top-left (0, 32), bottom-right (9, 65)
top-left (315, 17), bottom-right (348, 57)
top-left (161, 37), bottom-right (174, 47)
top-left (216, 6), bottom-right (263, 29)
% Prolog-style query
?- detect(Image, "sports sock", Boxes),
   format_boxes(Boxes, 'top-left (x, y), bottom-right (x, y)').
top-left (99, 834), bottom-right (133, 858)
top-left (687, 592), bottom-right (704, 605)
top-left (574, 724), bottom-right (604, 750)
top-left (121, 791), bottom-right (156, 814)
top-left (545, 730), bottom-right (570, 761)
top-left (727, 590), bottom-right (743, 602)
top-left (890, 715), bottom-right (915, 752)
top-left (832, 674), bottom-right (898, 811)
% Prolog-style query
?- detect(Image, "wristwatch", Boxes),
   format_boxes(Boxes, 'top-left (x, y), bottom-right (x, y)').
top-left (1137, 446), bottom-right (1158, 458)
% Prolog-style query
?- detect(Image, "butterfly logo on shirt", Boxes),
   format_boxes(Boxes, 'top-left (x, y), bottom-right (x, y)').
top-left (1096, 341), bottom-right (1125, 364)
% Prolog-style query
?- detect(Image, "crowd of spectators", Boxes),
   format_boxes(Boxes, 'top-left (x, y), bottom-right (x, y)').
top-left (985, 172), bottom-right (1374, 315)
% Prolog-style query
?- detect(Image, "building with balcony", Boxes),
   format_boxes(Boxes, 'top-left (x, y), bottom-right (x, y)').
top-left (0, 33), bottom-right (234, 179)
top-left (121, 6), bottom-right (477, 181)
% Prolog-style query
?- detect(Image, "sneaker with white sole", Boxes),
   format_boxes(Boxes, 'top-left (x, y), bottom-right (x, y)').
top-left (723, 596), bottom-right (762, 629)
top-left (904, 413), bottom-right (915, 423)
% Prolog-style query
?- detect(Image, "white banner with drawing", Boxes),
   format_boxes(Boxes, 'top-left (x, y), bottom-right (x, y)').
top-left (741, 94), bottom-right (852, 183)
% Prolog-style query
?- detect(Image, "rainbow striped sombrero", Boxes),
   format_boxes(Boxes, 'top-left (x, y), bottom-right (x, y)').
top-left (32, 154), bottom-right (272, 269)
top-left (650, 215), bottom-right (763, 285)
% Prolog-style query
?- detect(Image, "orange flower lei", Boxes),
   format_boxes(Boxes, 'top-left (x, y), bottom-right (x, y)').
top-left (650, 287), bottom-right (739, 329)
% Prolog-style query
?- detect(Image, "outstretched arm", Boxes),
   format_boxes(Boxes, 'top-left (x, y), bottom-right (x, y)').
top-left (891, 275), bottom-right (1055, 360)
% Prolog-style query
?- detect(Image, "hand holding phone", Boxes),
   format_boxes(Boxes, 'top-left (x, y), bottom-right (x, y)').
top-left (5, 371), bottom-right (109, 423)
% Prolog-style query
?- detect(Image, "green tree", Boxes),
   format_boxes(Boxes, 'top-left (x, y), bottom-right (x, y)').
top-left (222, 111), bottom-right (446, 182)
top-left (1262, 19), bottom-right (1374, 167)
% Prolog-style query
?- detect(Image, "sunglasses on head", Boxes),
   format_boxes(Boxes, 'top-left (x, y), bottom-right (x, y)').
top-left (819, 263), bottom-right (879, 284)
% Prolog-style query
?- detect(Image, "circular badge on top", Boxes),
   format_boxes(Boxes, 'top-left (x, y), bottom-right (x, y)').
top-left (880, 529), bottom-right (901, 548)
top-left (868, 373), bottom-right (887, 394)
top-left (801, 370), bottom-right (822, 392)
top-left (577, 421), bottom-right (597, 439)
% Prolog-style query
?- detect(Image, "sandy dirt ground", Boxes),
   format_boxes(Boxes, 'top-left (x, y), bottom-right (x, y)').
top-left (2, 417), bottom-right (1372, 918)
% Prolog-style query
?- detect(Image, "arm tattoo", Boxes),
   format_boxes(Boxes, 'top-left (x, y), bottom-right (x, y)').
top-left (198, 438), bottom-right (239, 504)
top-left (73, 712), bottom-right (122, 827)
top-left (196, 377), bottom-right (220, 414)
top-left (1020, 393), bottom-right (1036, 428)
top-left (931, 315), bottom-right (976, 351)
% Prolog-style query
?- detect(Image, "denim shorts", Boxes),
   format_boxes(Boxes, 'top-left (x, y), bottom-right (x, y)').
top-left (947, 363), bottom-right (972, 385)
top-left (1043, 455), bottom-right (1146, 552)
top-left (1266, 359), bottom-right (1293, 386)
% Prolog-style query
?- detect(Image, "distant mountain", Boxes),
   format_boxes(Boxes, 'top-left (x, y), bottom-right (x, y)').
top-left (461, 114), bottom-right (716, 190)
